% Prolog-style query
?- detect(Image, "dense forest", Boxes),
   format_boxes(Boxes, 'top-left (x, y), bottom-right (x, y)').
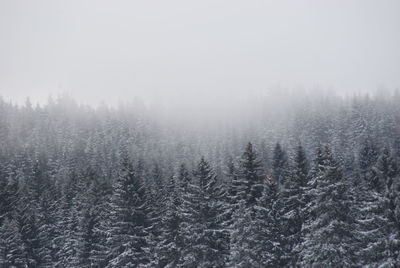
top-left (0, 91), bottom-right (400, 267)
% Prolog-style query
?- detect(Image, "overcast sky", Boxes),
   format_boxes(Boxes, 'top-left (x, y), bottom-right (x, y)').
top-left (0, 0), bottom-right (399, 105)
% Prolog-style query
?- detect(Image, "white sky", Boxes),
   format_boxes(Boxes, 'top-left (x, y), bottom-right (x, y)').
top-left (0, 0), bottom-right (399, 105)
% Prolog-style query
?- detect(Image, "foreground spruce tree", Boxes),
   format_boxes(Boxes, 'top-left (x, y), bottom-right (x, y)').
top-left (106, 155), bottom-right (150, 268)
top-left (179, 158), bottom-right (228, 268)
top-left (153, 175), bottom-right (182, 267)
top-left (253, 178), bottom-right (285, 267)
top-left (0, 219), bottom-right (28, 268)
top-left (358, 147), bottom-right (400, 267)
top-left (227, 200), bottom-right (260, 268)
top-left (280, 143), bottom-right (309, 266)
top-left (78, 180), bottom-right (110, 268)
top-left (233, 142), bottom-right (264, 207)
top-left (298, 146), bottom-right (357, 267)
top-left (355, 172), bottom-right (394, 267)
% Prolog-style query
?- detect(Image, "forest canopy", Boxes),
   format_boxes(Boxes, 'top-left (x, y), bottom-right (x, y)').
top-left (0, 91), bottom-right (400, 267)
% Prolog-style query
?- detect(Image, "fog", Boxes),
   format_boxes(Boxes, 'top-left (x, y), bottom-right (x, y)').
top-left (1, 0), bottom-right (400, 111)
top-left (2, 2), bottom-right (400, 265)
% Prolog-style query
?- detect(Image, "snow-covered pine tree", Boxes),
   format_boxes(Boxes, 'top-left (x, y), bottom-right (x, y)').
top-left (253, 177), bottom-right (285, 267)
top-left (178, 166), bottom-right (204, 268)
top-left (36, 192), bottom-right (58, 268)
top-left (364, 147), bottom-right (400, 266)
top-left (153, 175), bottom-right (181, 267)
top-left (177, 163), bottom-right (191, 198)
top-left (370, 147), bottom-right (398, 194)
top-left (16, 175), bottom-right (43, 268)
top-left (196, 157), bottom-right (229, 267)
top-left (106, 155), bottom-right (150, 268)
top-left (0, 167), bottom-right (19, 226)
top-left (88, 186), bottom-right (113, 268)
top-left (225, 156), bottom-right (236, 197)
top-left (227, 200), bottom-right (260, 268)
top-left (0, 160), bottom-right (8, 226)
top-left (233, 142), bottom-right (264, 207)
top-left (355, 168), bottom-right (394, 267)
top-left (54, 198), bottom-right (80, 268)
top-left (259, 140), bottom-right (270, 173)
top-left (227, 143), bottom-right (267, 267)
top-left (78, 179), bottom-right (111, 268)
top-left (145, 163), bottom-right (167, 267)
top-left (179, 158), bottom-right (228, 268)
top-left (297, 145), bottom-right (357, 267)
top-left (358, 136), bottom-right (379, 179)
top-left (0, 218), bottom-right (28, 268)
top-left (272, 142), bottom-right (290, 190)
top-left (280, 143), bottom-right (309, 266)
top-left (53, 171), bottom-right (82, 268)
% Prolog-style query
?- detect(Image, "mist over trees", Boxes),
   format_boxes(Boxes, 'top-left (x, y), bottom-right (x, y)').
top-left (0, 91), bottom-right (400, 267)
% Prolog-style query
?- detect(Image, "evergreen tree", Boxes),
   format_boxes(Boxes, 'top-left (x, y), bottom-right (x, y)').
top-left (36, 192), bottom-right (58, 268)
top-left (0, 219), bottom-right (28, 268)
top-left (253, 178), bottom-right (285, 267)
top-left (106, 156), bottom-right (150, 268)
top-left (16, 177), bottom-right (43, 268)
top-left (355, 173), bottom-right (394, 267)
top-left (146, 163), bottom-right (166, 265)
top-left (153, 175), bottom-right (181, 267)
top-left (53, 172), bottom-right (82, 268)
top-left (54, 199), bottom-right (80, 268)
top-left (78, 180), bottom-right (111, 268)
top-left (227, 201), bottom-right (260, 268)
top-left (0, 169), bottom-right (19, 226)
top-left (363, 147), bottom-right (400, 266)
top-left (298, 146), bottom-right (357, 267)
top-left (272, 142), bottom-right (290, 190)
top-left (179, 158), bottom-right (228, 268)
top-left (280, 143), bottom-right (309, 266)
top-left (233, 142), bottom-right (264, 207)
top-left (177, 163), bottom-right (191, 196)
top-left (359, 136), bottom-right (379, 178)
top-left (258, 140), bottom-right (270, 173)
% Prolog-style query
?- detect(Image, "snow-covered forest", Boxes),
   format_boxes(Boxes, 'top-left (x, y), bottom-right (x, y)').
top-left (0, 91), bottom-right (400, 267)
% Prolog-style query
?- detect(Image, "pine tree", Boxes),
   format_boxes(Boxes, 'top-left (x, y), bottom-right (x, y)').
top-left (297, 145), bottom-right (357, 267)
top-left (355, 174), bottom-right (394, 267)
top-left (54, 198), bottom-right (80, 268)
top-left (36, 192), bottom-right (58, 268)
top-left (145, 163), bottom-right (166, 266)
top-left (280, 143), bottom-right (309, 266)
top-left (177, 163), bottom-right (191, 197)
top-left (370, 147), bottom-right (398, 194)
top-left (233, 142), bottom-right (264, 207)
top-left (106, 156), bottom-right (150, 268)
top-left (53, 172), bottom-right (81, 268)
top-left (259, 140), bottom-right (270, 172)
top-left (253, 178), bottom-right (285, 267)
top-left (153, 175), bottom-right (181, 267)
top-left (16, 177), bottom-right (43, 268)
top-left (178, 171), bottom-right (203, 267)
top-left (0, 161), bottom-right (8, 226)
top-left (227, 201), bottom-right (260, 268)
top-left (361, 147), bottom-right (400, 266)
top-left (272, 142), bottom-right (290, 190)
top-left (0, 169), bottom-right (19, 226)
top-left (179, 158), bottom-right (228, 268)
top-left (78, 180), bottom-right (111, 268)
top-left (359, 136), bottom-right (379, 178)
top-left (0, 219), bottom-right (28, 268)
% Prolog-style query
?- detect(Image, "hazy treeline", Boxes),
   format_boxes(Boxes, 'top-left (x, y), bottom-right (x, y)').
top-left (0, 91), bottom-right (400, 267)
